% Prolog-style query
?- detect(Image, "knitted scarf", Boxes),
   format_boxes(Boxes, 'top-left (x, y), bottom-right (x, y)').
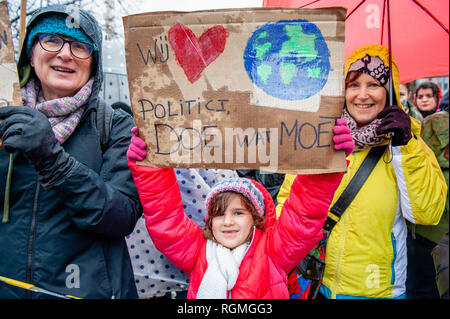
top-left (21, 77), bottom-right (93, 144)
top-left (196, 238), bottom-right (250, 299)
top-left (342, 108), bottom-right (388, 151)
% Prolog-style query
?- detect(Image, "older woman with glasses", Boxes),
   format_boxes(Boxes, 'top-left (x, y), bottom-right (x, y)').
top-left (0, 6), bottom-right (141, 298)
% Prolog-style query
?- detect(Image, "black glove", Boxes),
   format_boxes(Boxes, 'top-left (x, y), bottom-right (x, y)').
top-left (376, 105), bottom-right (412, 146)
top-left (0, 106), bottom-right (74, 184)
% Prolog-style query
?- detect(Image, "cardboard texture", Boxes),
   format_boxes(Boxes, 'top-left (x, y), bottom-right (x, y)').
top-left (0, 1), bottom-right (21, 107)
top-left (123, 7), bottom-right (347, 174)
top-left (0, 1), bottom-right (22, 149)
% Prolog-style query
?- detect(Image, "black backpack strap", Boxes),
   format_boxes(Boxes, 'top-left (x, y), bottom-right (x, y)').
top-left (95, 99), bottom-right (114, 153)
top-left (323, 144), bottom-right (388, 232)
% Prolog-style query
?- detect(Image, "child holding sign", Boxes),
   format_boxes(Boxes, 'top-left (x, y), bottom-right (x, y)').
top-left (127, 122), bottom-right (353, 299)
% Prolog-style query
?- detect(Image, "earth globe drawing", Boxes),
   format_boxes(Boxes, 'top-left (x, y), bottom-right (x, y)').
top-left (243, 20), bottom-right (331, 101)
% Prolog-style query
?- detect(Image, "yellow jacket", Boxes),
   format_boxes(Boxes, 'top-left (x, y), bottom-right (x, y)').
top-left (276, 45), bottom-right (447, 299)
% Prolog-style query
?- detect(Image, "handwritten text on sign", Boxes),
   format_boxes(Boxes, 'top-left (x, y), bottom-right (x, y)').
top-left (123, 8), bottom-right (347, 174)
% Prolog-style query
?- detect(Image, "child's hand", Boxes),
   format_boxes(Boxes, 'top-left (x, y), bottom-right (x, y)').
top-left (127, 127), bottom-right (147, 162)
top-left (333, 119), bottom-right (354, 157)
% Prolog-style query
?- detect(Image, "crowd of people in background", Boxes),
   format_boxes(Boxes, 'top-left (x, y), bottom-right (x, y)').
top-left (0, 5), bottom-right (448, 300)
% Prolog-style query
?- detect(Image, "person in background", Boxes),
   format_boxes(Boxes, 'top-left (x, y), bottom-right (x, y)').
top-left (400, 82), bottom-right (422, 122)
top-left (406, 98), bottom-right (449, 299)
top-left (431, 232), bottom-right (449, 299)
top-left (439, 90), bottom-right (448, 113)
top-left (236, 170), bottom-right (285, 205)
top-left (0, 6), bottom-right (141, 298)
top-left (414, 81), bottom-right (442, 119)
top-left (111, 101), bottom-right (133, 116)
top-left (276, 44), bottom-right (447, 299)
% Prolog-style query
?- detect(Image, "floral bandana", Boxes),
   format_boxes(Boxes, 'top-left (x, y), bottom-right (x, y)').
top-left (21, 77), bottom-right (93, 144)
top-left (342, 108), bottom-right (388, 151)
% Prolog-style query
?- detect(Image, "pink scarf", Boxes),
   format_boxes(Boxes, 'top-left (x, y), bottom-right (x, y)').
top-left (21, 77), bottom-right (93, 144)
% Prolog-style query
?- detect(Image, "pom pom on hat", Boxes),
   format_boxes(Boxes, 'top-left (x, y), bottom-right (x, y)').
top-left (205, 178), bottom-right (265, 217)
top-left (25, 13), bottom-right (97, 58)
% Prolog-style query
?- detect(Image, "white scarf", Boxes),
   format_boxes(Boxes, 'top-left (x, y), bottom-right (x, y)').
top-left (196, 239), bottom-right (250, 299)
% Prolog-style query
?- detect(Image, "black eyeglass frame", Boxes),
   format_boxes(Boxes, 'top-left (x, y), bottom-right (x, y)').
top-left (36, 33), bottom-right (94, 60)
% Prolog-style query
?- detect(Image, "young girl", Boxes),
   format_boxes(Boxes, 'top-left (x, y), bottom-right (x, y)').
top-left (127, 123), bottom-right (353, 299)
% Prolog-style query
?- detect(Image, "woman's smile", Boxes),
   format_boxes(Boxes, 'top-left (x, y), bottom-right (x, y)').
top-left (345, 72), bottom-right (387, 126)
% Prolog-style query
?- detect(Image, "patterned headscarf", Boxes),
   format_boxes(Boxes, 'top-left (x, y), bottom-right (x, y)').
top-left (347, 54), bottom-right (390, 90)
top-left (342, 45), bottom-right (398, 151)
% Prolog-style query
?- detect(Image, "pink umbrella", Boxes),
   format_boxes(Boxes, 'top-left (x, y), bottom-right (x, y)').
top-left (263, 0), bottom-right (449, 84)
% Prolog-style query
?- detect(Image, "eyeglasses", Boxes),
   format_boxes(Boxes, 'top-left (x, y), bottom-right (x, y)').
top-left (37, 33), bottom-right (94, 59)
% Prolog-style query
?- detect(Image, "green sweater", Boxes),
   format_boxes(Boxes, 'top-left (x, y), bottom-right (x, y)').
top-left (413, 111), bottom-right (449, 243)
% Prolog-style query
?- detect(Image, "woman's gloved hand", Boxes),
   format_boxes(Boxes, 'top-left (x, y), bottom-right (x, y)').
top-left (333, 119), bottom-right (354, 157)
top-left (0, 106), bottom-right (73, 183)
top-left (0, 106), bottom-right (74, 185)
top-left (127, 127), bottom-right (147, 162)
top-left (376, 105), bottom-right (412, 146)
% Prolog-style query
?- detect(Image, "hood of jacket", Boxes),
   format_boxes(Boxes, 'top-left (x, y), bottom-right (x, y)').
top-left (17, 5), bottom-right (103, 112)
top-left (344, 44), bottom-right (421, 136)
top-left (250, 179), bottom-right (277, 230)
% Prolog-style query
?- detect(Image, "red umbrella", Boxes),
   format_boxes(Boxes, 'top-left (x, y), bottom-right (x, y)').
top-left (263, 0), bottom-right (449, 84)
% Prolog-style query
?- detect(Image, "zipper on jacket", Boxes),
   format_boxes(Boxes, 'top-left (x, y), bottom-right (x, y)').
top-left (390, 232), bottom-right (397, 285)
top-left (26, 180), bottom-right (40, 299)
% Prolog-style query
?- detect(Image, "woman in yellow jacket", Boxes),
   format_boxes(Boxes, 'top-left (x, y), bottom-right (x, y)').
top-left (276, 44), bottom-right (447, 299)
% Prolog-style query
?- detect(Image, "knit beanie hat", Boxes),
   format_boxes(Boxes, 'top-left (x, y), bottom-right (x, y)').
top-left (25, 13), bottom-right (97, 58)
top-left (205, 178), bottom-right (265, 217)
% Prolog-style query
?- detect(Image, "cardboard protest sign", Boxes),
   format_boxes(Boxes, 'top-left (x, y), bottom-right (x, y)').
top-left (0, 1), bottom-right (21, 107)
top-left (1, 1), bottom-right (22, 149)
top-left (123, 7), bottom-right (347, 174)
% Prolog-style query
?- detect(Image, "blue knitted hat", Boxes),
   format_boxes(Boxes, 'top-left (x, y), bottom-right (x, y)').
top-left (25, 13), bottom-right (97, 58)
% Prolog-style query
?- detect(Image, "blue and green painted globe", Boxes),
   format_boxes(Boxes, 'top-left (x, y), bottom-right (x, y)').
top-left (244, 20), bottom-right (331, 101)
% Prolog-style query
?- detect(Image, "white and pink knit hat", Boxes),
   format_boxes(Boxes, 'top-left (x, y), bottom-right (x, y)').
top-left (205, 178), bottom-right (265, 217)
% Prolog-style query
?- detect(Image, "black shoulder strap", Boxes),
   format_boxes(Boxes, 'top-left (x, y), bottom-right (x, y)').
top-left (95, 99), bottom-right (114, 152)
top-left (323, 144), bottom-right (388, 232)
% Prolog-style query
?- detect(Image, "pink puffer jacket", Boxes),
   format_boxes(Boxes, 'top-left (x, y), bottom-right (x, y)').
top-left (128, 161), bottom-right (343, 299)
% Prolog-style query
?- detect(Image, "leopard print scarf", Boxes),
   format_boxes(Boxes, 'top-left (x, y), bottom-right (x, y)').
top-left (342, 108), bottom-right (388, 151)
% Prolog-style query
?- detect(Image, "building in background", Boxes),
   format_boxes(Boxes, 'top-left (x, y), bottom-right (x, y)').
top-left (99, 36), bottom-right (131, 106)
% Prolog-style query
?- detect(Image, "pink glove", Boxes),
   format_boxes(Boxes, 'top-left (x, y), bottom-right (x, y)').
top-left (333, 119), bottom-right (354, 157)
top-left (127, 127), bottom-right (147, 162)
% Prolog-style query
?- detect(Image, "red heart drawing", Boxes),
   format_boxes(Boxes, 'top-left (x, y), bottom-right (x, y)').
top-left (168, 23), bottom-right (229, 83)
